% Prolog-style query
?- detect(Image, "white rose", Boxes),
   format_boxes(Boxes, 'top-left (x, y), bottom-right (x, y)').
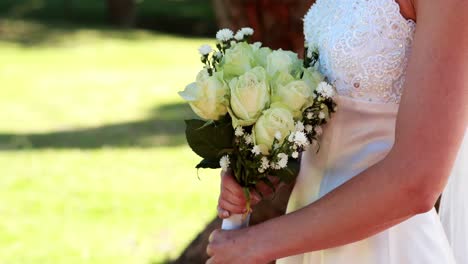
top-left (253, 107), bottom-right (295, 154)
top-left (253, 47), bottom-right (272, 68)
top-left (228, 67), bottom-right (270, 127)
top-left (266, 49), bottom-right (300, 77)
top-left (272, 79), bottom-right (312, 118)
top-left (222, 42), bottom-right (254, 79)
top-left (178, 70), bottom-right (228, 120)
top-left (302, 67), bottom-right (325, 93)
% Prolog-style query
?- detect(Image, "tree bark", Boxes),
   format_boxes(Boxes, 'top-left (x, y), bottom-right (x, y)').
top-left (106, 0), bottom-right (136, 28)
top-left (212, 0), bottom-right (315, 54)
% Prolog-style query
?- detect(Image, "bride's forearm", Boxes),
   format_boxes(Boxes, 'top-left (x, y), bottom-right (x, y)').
top-left (248, 154), bottom-right (425, 262)
top-left (248, 0), bottom-right (468, 260)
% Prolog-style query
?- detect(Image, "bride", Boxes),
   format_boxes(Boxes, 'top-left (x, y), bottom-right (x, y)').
top-left (206, 0), bottom-right (467, 263)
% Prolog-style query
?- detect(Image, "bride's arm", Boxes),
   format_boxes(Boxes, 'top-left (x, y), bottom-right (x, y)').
top-left (207, 0), bottom-right (467, 262)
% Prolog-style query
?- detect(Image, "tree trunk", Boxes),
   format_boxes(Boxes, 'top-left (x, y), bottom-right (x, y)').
top-left (106, 0), bottom-right (136, 28)
top-left (212, 0), bottom-right (315, 54)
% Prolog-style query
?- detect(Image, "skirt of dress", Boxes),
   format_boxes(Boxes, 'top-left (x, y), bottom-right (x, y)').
top-left (277, 96), bottom-right (455, 264)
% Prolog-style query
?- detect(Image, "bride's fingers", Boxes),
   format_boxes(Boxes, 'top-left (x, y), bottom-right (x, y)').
top-left (217, 206), bottom-right (230, 218)
top-left (247, 190), bottom-right (261, 206)
top-left (255, 182), bottom-right (274, 197)
top-left (220, 186), bottom-right (247, 205)
top-left (254, 176), bottom-right (282, 198)
top-left (221, 171), bottom-right (245, 197)
top-left (218, 189), bottom-right (259, 216)
top-left (218, 196), bottom-right (248, 214)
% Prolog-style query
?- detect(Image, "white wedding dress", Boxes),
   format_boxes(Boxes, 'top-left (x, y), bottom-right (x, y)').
top-left (277, 0), bottom-right (467, 263)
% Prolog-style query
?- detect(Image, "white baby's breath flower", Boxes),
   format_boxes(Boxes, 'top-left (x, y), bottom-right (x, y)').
top-left (307, 112), bottom-right (313, 119)
top-left (234, 31), bottom-right (244, 41)
top-left (198, 44), bottom-right (212, 56)
top-left (274, 131), bottom-right (282, 140)
top-left (295, 121), bottom-right (305, 132)
top-left (305, 125), bottom-right (313, 133)
top-left (258, 168), bottom-right (265, 173)
top-left (216, 28), bottom-right (234, 42)
top-left (260, 157), bottom-right (270, 170)
top-left (269, 161), bottom-right (280, 170)
top-left (319, 111), bottom-right (326, 119)
top-left (316, 82), bottom-right (335, 98)
top-left (244, 134), bottom-right (253, 145)
top-left (219, 155), bottom-right (230, 172)
top-left (251, 145), bottom-right (261, 156)
top-left (235, 126), bottom-right (244, 137)
top-left (294, 131), bottom-right (309, 147)
top-left (277, 153), bottom-right (288, 168)
top-left (240, 27), bottom-right (254, 36)
top-left (314, 126), bottom-right (323, 136)
top-left (288, 133), bottom-right (295, 142)
top-left (292, 151), bottom-right (299, 159)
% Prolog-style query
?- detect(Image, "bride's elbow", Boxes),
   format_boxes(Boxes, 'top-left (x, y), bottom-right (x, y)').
top-left (410, 193), bottom-right (437, 215)
top-left (386, 150), bottom-right (447, 215)
top-left (403, 175), bottom-right (443, 215)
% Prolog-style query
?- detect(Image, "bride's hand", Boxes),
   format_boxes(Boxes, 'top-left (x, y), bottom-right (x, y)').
top-left (206, 228), bottom-right (267, 264)
top-left (217, 170), bottom-right (280, 218)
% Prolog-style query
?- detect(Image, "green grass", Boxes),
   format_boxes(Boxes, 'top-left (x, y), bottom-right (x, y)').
top-left (0, 19), bottom-right (219, 264)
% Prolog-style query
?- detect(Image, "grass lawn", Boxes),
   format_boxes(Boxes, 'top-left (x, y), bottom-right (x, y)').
top-left (0, 18), bottom-right (219, 264)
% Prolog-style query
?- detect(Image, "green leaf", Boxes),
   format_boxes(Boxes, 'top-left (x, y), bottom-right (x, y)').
top-left (196, 158), bottom-right (221, 169)
top-left (185, 119), bottom-right (234, 160)
top-left (270, 158), bottom-right (300, 184)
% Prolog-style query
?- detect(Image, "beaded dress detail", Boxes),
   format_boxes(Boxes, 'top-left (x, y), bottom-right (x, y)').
top-left (304, 0), bottom-right (415, 104)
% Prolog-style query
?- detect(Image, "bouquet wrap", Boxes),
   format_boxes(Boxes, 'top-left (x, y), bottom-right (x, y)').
top-left (221, 213), bottom-right (251, 230)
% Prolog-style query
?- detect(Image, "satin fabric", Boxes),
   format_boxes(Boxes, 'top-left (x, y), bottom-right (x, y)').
top-left (440, 129), bottom-right (468, 263)
top-left (277, 96), bottom-right (456, 264)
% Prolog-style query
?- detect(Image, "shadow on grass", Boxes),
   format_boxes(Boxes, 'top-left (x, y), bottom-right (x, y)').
top-left (0, 0), bottom-right (216, 47)
top-left (0, 18), bottom-right (210, 48)
top-left (0, 102), bottom-right (198, 150)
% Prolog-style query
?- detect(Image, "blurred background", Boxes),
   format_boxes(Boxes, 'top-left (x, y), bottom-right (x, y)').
top-left (0, 1), bottom-right (312, 263)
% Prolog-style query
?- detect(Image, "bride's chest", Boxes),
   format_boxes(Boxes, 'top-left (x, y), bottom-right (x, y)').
top-left (304, 0), bottom-right (416, 104)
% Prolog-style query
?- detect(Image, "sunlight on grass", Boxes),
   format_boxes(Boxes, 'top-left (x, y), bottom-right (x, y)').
top-left (0, 147), bottom-right (219, 263)
top-left (0, 19), bottom-right (219, 264)
top-left (0, 19), bottom-right (215, 133)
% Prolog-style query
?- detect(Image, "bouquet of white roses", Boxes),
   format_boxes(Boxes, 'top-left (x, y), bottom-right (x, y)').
top-left (179, 27), bottom-right (336, 229)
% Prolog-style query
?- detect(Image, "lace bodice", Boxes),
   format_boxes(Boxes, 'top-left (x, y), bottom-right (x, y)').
top-left (304, 0), bottom-right (416, 104)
